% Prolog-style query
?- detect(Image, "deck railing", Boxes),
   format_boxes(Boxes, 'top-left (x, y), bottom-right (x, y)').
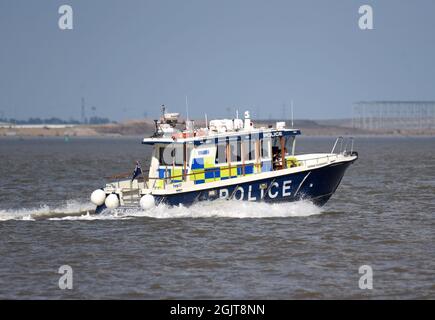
top-left (331, 136), bottom-right (354, 154)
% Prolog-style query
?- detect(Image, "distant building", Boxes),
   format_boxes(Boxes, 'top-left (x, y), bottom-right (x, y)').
top-left (352, 101), bottom-right (435, 131)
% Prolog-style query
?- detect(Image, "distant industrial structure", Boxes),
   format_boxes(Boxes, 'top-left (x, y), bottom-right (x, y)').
top-left (81, 97), bottom-right (87, 124)
top-left (352, 101), bottom-right (435, 131)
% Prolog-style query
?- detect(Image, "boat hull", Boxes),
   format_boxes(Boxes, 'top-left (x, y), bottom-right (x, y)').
top-left (153, 160), bottom-right (354, 207)
top-left (95, 159), bottom-right (355, 213)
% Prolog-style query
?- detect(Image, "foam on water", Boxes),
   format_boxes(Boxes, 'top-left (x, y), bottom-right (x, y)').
top-left (142, 200), bottom-right (322, 219)
top-left (0, 200), bottom-right (94, 221)
top-left (0, 199), bottom-right (323, 221)
top-left (49, 199), bottom-right (323, 221)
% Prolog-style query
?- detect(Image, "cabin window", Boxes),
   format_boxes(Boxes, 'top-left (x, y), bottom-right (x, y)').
top-left (285, 136), bottom-right (294, 156)
top-left (175, 145), bottom-right (184, 165)
top-left (272, 137), bottom-right (281, 148)
top-left (215, 142), bottom-right (227, 164)
top-left (185, 143), bottom-right (193, 165)
top-left (242, 137), bottom-right (255, 161)
top-left (261, 138), bottom-right (271, 159)
top-left (159, 147), bottom-right (169, 165)
top-left (229, 140), bottom-right (241, 162)
top-left (159, 145), bottom-right (184, 166)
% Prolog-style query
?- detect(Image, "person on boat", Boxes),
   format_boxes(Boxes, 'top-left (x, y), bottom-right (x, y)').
top-left (131, 161), bottom-right (142, 181)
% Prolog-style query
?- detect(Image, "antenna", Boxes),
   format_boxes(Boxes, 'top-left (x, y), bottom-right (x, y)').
top-left (205, 113), bottom-right (208, 129)
top-left (236, 109), bottom-right (239, 119)
top-left (291, 100), bottom-right (294, 128)
top-left (185, 95), bottom-right (189, 121)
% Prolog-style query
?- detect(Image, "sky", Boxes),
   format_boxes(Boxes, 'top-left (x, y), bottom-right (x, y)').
top-left (0, 0), bottom-right (434, 121)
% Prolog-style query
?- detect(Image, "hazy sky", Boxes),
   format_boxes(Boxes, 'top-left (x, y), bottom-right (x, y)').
top-left (1, 0), bottom-right (434, 121)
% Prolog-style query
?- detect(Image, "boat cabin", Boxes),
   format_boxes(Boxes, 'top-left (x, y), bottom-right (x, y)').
top-left (142, 115), bottom-right (301, 189)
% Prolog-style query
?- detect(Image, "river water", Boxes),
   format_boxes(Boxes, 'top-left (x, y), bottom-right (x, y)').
top-left (0, 136), bottom-right (434, 299)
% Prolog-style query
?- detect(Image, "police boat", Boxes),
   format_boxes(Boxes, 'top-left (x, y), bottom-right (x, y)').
top-left (90, 108), bottom-right (358, 213)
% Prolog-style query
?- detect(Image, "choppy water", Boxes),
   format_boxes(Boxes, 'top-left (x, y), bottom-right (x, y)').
top-left (0, 136), bottom-right (434, 299)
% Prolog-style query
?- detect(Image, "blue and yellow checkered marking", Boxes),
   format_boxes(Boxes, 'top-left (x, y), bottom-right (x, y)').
top-left (189, 163), bottom-right (257, 185)
top-left (159, 161), bottom-right (268, 187)
top-left (261, 161), bottom-right (272, 172)
top-left (188, 161), bottom-right (261, 184)
top-left (191, 158), bottom-right (204, 170)
top-left (245, 165), bottom-right (254, 175)
top-left (157, 167), bottom-right (187, 187)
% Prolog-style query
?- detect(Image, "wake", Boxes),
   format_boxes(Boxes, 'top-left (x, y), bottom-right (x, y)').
top-left (0, 199), bottom-right (323, 221)
top-left (0, 200), bottom-right (94, 221)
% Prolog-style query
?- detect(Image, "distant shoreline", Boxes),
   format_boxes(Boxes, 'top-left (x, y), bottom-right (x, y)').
top-left (1, 119), bottom-right (434, 138)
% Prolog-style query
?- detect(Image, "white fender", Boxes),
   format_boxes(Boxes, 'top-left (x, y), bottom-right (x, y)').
top-left (105, 194), bottom-right (119, 209)
top-left (140, 194), bottom-right (155, 210)
top-left (91, 189), bottom-right (106, 206)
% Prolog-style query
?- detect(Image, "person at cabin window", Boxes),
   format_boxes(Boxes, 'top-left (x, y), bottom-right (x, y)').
top-left (272, 145), bottom-right (288, 169)
top-left (272, 146), bottom-right (280, 168)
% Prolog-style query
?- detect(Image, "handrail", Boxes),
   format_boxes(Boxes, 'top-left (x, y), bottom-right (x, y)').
top-left (107, 169), bottom-right (150, 180)
top-left (331, 136), bottom-right (355, 155)
top-left (331, 136), bottom-right (343, 154)
top-left (342, 137), bottom-right (355, 154)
